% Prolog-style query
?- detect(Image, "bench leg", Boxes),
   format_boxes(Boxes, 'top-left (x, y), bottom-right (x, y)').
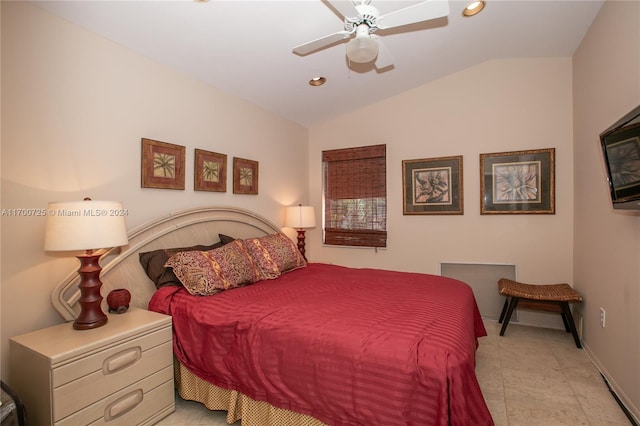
top-left (560, 302), bottom-right (582, 349)
top-left (499, 297), bottom-right (519, 337)
top-left (560, 311), bottom-right (571, 332)
top-left (498, 297), bottom-right (509, 323)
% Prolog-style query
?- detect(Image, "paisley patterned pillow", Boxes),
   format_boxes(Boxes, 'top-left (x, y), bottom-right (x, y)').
top-left (244, 233), bottom-right (307, 280)
top-left (139, 241), bottom-right (224, 289)
top-left (165, 240), bottom-right (259, 296)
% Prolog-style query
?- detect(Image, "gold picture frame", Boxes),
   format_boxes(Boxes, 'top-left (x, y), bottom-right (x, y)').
top-left (402, 155), bottom-right (464, 215)
top-left (141, 138), bottom-right (185, 190)
top-left (232, 157), bottom-right (259, 195)
top-left (480, 148), bottom-right (555, 214)
top-left (194, 149), bottom-right (227, 192)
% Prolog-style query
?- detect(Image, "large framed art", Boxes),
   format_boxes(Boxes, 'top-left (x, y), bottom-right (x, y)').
top-left (141, 138), bottom-right (185, 190)
top-left (402, 155), bottom-right (463, 215)
top-left (480, 148), bottom-right (555, 214)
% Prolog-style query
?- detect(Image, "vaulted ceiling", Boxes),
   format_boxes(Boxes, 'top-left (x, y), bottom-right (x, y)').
top-left (34, 1), bottom-right (604, 127)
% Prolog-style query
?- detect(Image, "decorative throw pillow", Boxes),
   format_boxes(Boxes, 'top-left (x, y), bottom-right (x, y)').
top-left (244, 233), bottom-right (307, 280)
top-left (165, 240), bottom-right (259, 296)
top-left (139, 242), bottom-right (223, 289)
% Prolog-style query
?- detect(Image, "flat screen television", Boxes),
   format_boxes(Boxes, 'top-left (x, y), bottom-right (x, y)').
top-left (599, 104), bottom-right (640, 210)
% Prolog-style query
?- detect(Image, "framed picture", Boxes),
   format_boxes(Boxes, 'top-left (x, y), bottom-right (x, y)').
top-left (480, 148), bottom-right (555, 214)
top-left (233, 157), bottom-right (259, 195)
top-left (402, 155), bottom-right (463, 215)
top-left (194, 149), bottom-right (227, 192)
top-left (141, 138), bottom-right (185, 190)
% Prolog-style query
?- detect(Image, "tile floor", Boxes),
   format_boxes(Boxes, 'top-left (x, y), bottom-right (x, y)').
top-left (156, 320), bottom-right (633, 425)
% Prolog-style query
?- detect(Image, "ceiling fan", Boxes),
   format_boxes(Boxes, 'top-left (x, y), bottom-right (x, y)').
top-left (292, 0), bottom-right (450, 68)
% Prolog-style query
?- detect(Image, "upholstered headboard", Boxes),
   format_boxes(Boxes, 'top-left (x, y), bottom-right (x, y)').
top-left (51, 206), bottom-right (282, 321)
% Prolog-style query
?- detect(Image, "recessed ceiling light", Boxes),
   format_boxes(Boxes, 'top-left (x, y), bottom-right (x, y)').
top-left (463, 1), bottom-right (485, 17)
top-left (309, 77), bottom-right (326, 87)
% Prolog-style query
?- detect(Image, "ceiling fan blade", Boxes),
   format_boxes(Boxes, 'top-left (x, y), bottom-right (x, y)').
top-left (292, 31), bottom-right (351, 56)
top-left (378, 0), bottom-right (449, 29)
top-left (325, 0), bottom-right (360, 20)
top-left (372, 36), bottom-right (394, 69)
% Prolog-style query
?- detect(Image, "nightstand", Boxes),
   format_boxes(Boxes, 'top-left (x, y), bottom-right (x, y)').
top-left (9, 308), bottom-right (174, 425)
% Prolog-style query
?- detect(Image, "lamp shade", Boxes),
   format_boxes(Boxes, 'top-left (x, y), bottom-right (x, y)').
top-left (285, 205), bottom-right (316, 229)
top-left (45, 200), bottom-right (129, 251)
top-left (346, 24), bottom-right (378, 63)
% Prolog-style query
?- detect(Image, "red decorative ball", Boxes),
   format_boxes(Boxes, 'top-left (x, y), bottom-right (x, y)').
top-left (107, 289), bottom-right (131, 314)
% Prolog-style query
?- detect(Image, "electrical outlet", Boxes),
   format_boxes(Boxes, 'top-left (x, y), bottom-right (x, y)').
top-left (600, 307), bottom-right (606, 327)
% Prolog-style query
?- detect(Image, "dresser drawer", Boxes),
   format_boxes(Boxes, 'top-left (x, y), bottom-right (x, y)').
top-left (10, 308), bottom-right (173, 426)
top-left (53, 327), bottom-right (172, 386)
top-left (57, 366), bottom-right (174, 426)
top-left (53, 340), bottom-right (172, 421)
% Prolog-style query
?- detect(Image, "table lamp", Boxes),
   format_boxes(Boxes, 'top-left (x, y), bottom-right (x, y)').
top-left (285, 204), bottom-right (316, 260)
top-left (44, 199), bottom-right (128, 330)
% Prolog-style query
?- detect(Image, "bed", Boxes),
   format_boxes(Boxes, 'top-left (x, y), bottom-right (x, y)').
top-left (51, 206), bottom-right (493, 426)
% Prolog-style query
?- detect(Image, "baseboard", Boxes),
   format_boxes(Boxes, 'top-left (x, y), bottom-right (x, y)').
top-left (583, 342), bottom-right (639, 425)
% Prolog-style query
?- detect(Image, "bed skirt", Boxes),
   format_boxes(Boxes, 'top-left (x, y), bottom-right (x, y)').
top-left (174, 359), bottom-right (327, 426)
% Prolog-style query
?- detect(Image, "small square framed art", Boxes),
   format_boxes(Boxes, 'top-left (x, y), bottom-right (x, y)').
top-left (233, 157), bottom-right (259, 195)
top-left (141, 138), bottom-right (185, 190)
top-left (194, 149), bottom-right (227, 192)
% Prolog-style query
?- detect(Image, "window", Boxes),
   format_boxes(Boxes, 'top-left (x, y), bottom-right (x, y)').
top-left (322, 144), bottom-right (387, 248)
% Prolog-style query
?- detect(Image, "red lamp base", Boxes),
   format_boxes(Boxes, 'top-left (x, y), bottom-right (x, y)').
top-left (73, 252), bottom-right (108, 330)
top-left (296, 228), bottom-right (307, 261)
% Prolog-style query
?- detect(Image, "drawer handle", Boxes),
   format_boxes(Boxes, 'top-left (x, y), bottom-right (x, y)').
top-left (102, 347), bottom-right (142, 374)
top-left (104, 389), bottom-right (143, 421)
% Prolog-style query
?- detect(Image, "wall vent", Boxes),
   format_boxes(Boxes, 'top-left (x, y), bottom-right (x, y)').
top-left (440, 262), bottom-right (516, 320)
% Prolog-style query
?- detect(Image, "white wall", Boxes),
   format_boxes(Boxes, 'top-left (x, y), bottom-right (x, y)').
top-left (573, 0), bottom-right (640, 420)
top-left (308, 58), bottom-right (575, 324)
top-left (0, 2), bottom-right (308, 379)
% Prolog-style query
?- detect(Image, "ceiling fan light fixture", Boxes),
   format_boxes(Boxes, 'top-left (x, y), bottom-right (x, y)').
top-left (346, 25), bottom-right (378, 63)
top-left (346, 37), bottom-right (378, 63)
top-left (463, 1), bottom-right (485, 17)
top-left (292, 0), bottom-right (451, 68)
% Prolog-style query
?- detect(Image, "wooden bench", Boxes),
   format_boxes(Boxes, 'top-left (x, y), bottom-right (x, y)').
top-left (498, 278), bottom-right (583, 348)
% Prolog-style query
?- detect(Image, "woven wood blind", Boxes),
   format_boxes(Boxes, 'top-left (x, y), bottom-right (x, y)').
top-left (322, 144), bottom-right (387, 248)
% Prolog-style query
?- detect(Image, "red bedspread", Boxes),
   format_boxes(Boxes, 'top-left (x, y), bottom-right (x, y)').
top-left (149, 263), bottom-right (493, 426)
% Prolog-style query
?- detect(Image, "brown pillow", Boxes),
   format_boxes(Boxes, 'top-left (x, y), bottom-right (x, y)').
top-left (139, 242), bottom-right (223, 289)
top-left (244, 233), bottom-right (307, 280)
top-left (219, 233), bottom-right (235, 245)
top-left (164, 240), bottom-right (260, 296)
